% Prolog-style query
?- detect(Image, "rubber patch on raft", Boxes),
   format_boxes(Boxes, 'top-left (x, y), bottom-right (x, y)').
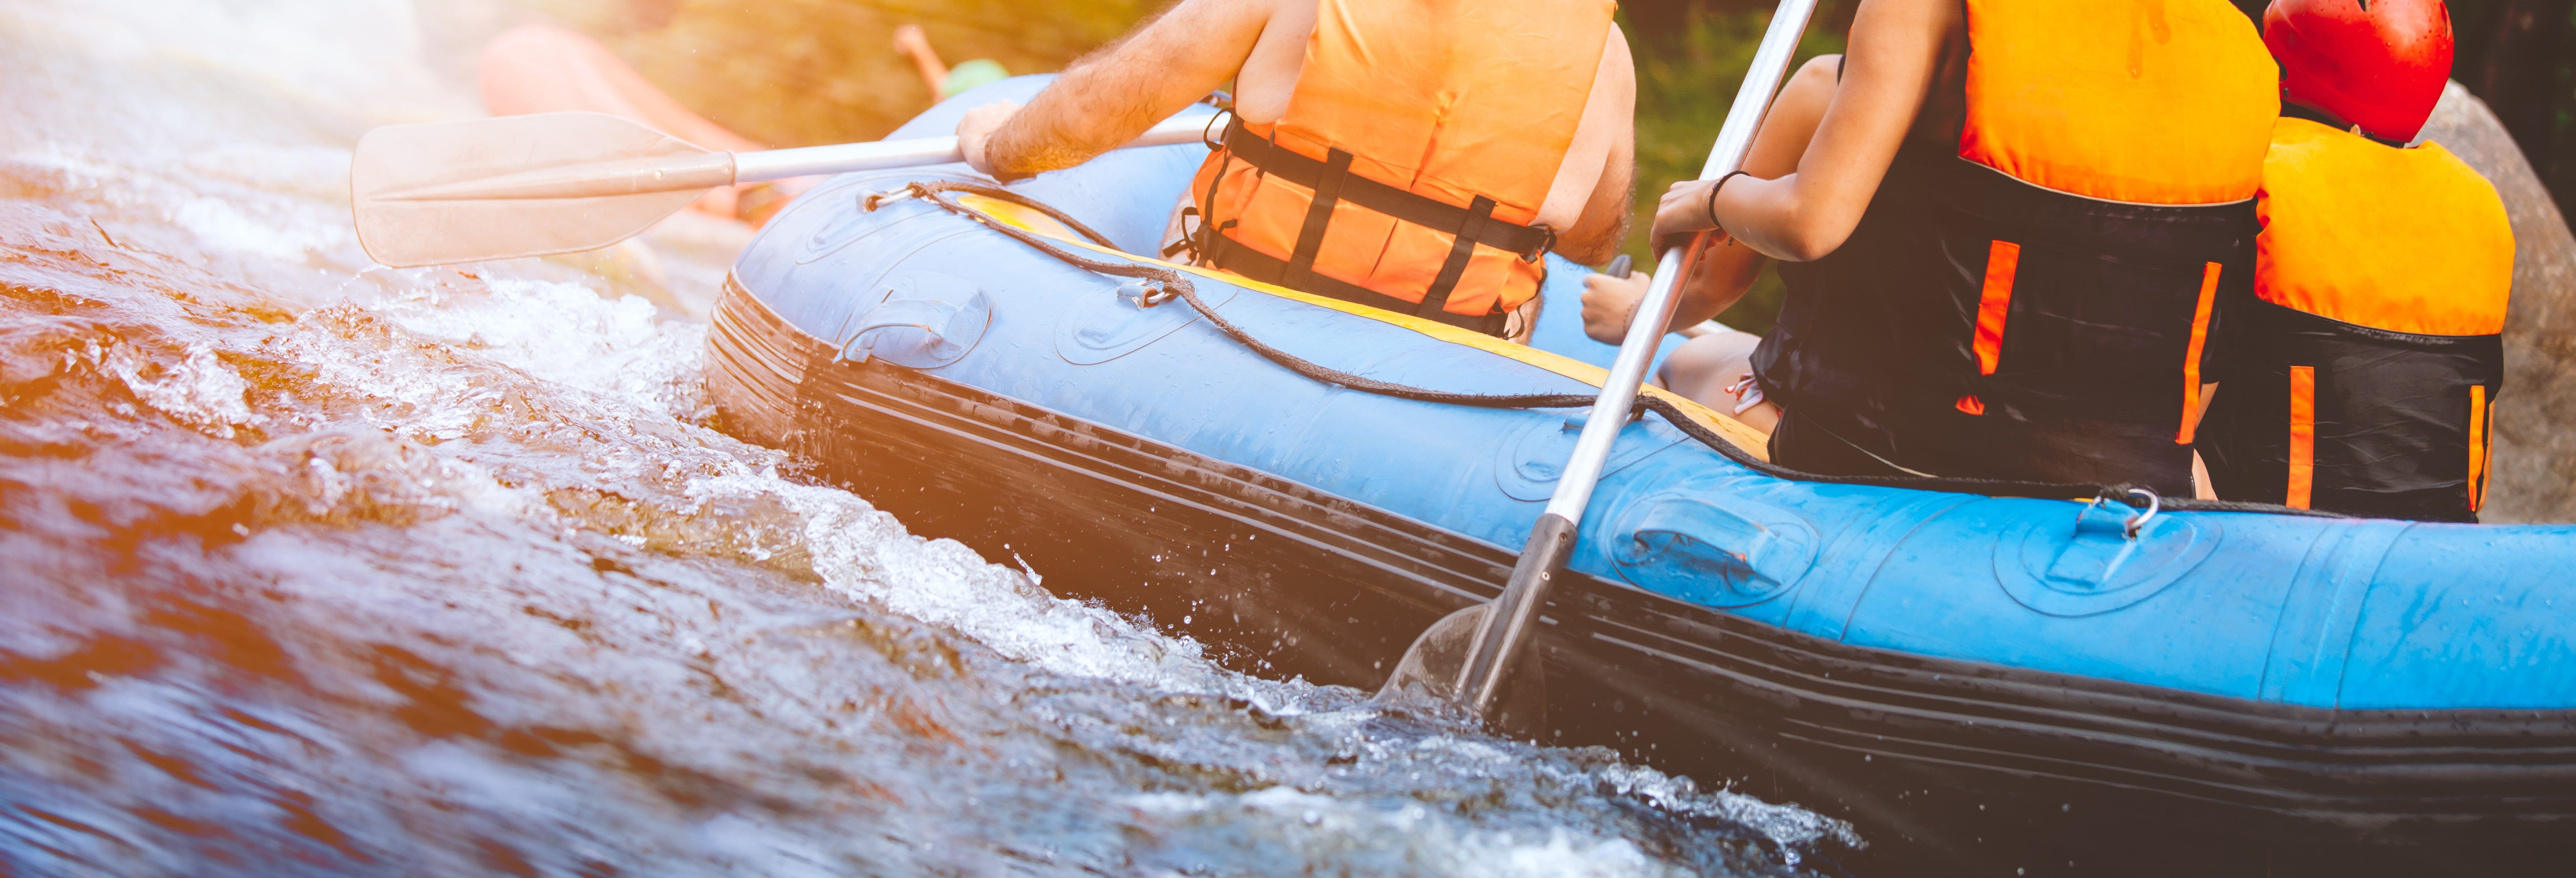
top-left (1055, 276), bottom-right (1239, 365)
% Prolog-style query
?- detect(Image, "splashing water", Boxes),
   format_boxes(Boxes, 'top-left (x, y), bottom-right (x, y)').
top-left (0, 1), bottom-right (1857, 875)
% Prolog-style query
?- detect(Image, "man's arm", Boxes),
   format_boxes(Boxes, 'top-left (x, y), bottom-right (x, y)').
top-left (959, 0), bottom-right (1273, 180)
top-left (1552, 129), bottom-right (1634, 265)
top-left (1549, 28), bottom-right (1638, 266)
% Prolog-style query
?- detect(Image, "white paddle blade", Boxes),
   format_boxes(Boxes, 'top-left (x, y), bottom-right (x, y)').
top-left (352, 112), bottom-right (730, 268)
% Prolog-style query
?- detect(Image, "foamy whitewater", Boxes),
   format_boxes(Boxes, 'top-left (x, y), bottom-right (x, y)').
top-left (0, 1), bottom-right (1855, 874)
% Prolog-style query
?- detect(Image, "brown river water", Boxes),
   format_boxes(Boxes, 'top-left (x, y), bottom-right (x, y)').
top-left (0, 1), bottom-right (1856, 874)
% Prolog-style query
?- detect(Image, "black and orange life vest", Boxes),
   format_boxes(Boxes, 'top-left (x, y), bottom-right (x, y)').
top-left (1751, 0), bottom-right (2279, 491)
top-left (2196, 117), bottom-right (2514, 522)
top-left (1189, 0), bottom-right (1615, 337)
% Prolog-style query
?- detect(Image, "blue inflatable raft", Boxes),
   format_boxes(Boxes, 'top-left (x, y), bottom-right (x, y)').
top-left (705, 80), bottom-right (2576, 877)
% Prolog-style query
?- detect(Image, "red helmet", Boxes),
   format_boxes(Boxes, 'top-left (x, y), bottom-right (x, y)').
top-left (2264, 0), bottom-right (2455, 143)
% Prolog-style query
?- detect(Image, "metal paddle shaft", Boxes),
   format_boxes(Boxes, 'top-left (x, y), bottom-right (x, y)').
top-left (1446, 0), bottom-right (1822, 723)
top-left (351, 109), bottom-right (1220, 268)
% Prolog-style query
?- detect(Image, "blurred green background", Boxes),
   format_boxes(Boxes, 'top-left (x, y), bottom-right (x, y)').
top-left (513, 0), bottom-right (2571, 333)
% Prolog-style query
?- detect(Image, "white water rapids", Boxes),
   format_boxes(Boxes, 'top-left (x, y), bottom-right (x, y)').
top-left (0, 1), bottom-right (1856, 874)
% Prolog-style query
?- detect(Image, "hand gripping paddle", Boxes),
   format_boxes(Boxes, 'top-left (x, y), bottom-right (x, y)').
top-left (1378, 0), bottom-right (1823, 730)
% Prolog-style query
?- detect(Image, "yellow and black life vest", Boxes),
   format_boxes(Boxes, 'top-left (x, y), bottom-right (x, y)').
top-left (2196, 116), bottom-right (2514, 522)
top-left (1752, 0), bottom-right (2278, 491)
top-left (1189, 0), bottom-right (1615, 337)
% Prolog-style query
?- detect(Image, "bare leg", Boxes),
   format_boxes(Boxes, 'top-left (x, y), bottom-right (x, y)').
top-left (1659, 329), bottom-right (1781, 434)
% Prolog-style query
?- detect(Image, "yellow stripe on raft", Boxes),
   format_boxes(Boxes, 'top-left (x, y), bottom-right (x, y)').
top-left (957, 194), bottom-right (1772, 460)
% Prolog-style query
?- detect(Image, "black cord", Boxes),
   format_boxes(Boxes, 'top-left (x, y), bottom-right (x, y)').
top-left (1704, 170), bottom-right (1750, 234)
top-left (883, 179), bottom-right (2342, 518)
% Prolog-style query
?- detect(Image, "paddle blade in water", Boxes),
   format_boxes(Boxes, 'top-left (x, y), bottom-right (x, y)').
top-left (352, 112), bottom-right (731, 268)
top-left (1375, 604), bottom-right (1546, 736)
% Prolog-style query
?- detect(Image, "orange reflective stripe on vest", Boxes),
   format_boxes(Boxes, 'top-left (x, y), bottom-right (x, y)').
top-left (2286, 365), bottom-right (2316, 510)
top-left (1970, 240), bottom-right (2019, 378)
top-left (1195, 0), bottom-right (1613, 318)
top-left (1959, 0), bottom-right (2276, 205)
top-left (2176, 262), bottom-right (2221, 444)
top-left (2469, 384), bottom-right (2489, 512)
top-left (2256, 118), bottom-right (2516, 336)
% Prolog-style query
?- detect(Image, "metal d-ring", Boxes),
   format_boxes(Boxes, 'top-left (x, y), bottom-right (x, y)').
top-left (2122, 488), bottom-right (2162, 539)
top-left (1117, 278), bottom-right (1177, 309)
top-left (862, 185), bottom-right (922, 213)
top-left (2078, 487), bottom-right (2163, 541)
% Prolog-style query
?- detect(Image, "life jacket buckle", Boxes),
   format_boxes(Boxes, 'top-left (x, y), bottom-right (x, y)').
top-left (1524, 227), bottom-right (1558, 263)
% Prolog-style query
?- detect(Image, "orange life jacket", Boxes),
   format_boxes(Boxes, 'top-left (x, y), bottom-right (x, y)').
top-left (2196, 116), bottom-right (2515, 522)
top-left (1946, 0), bottom-right (2279, 431)
top-left (1956, 0), bottom-right (2279, 206)
top-left (1753, 0), bottom-right (2278, 491)
top-left (1189, 0), bottom-right (1615, 336)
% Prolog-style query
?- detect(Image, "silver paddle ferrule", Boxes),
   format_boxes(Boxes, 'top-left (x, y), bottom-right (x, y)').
top-left (732, 109), bottom-right (1223, 184)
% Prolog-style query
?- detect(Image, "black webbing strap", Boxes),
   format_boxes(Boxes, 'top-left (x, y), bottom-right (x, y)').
top-left (1419, 196), bottom-right (1497, 318)
top-left (1213, 244), bottom-right (1510, 337)
top-left (1160, 208), bottom-right (1200, 259)
top-left (1282, 148), bottom-right (1355, 292)
top-left (1220, 118), bottom-right (1552, 259)
top-left (1191, 143), bottom-right (1237, 267)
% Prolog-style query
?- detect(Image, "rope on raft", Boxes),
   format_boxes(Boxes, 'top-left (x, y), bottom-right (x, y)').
top-left (879, 178), bottom-right (2340, 519)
